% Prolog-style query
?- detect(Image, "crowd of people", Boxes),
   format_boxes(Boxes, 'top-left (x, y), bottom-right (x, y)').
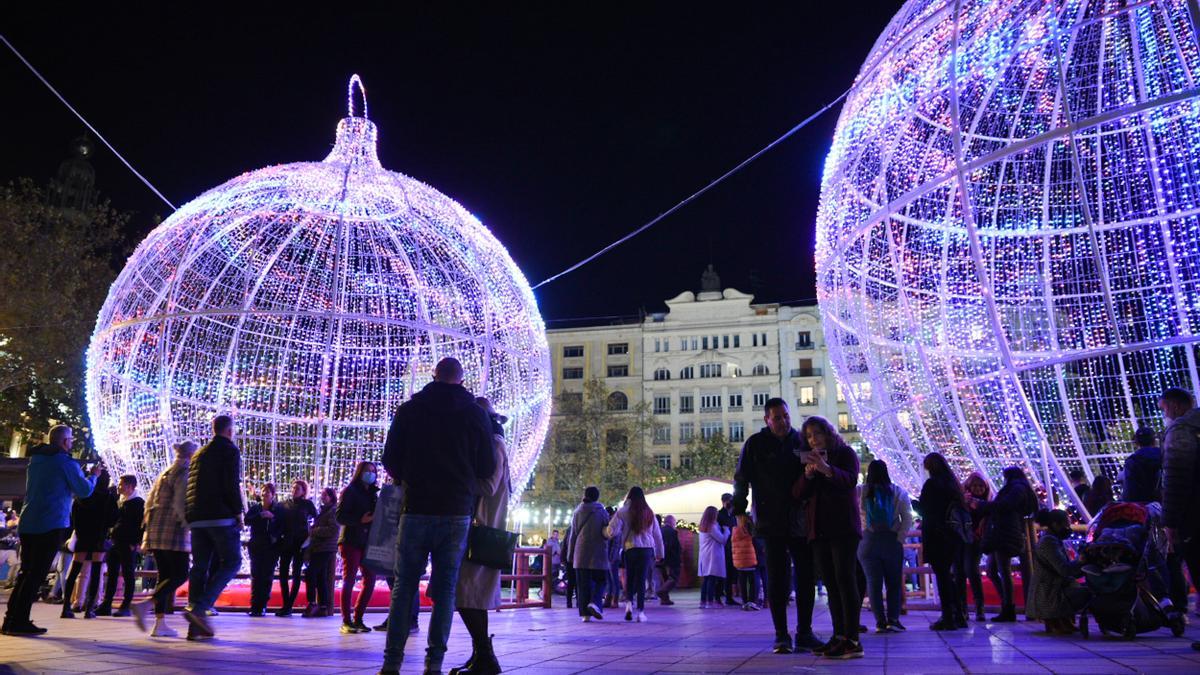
top-left (3, 367), bottom-right (1200, 670)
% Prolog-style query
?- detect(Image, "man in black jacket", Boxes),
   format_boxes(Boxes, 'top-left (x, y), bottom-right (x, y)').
top-left (718, 493), bottom-right (739, 606)
top-left (657, 515), bottom-right (681, 605)
top-left (732, 398), bottom-right (822, 654)
top-left (379, 357), bottom-right (496, 675)
top-left (183, 415), bottom-right (245, 640)
top-left (96, 474), bottom-right (144, 617)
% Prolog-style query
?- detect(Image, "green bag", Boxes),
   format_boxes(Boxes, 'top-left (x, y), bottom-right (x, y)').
top-left (466, 523), bottom-right (519, 570)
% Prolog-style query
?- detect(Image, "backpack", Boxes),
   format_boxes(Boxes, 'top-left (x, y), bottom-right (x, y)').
top-left (946, 501), bottom-right (975, 544)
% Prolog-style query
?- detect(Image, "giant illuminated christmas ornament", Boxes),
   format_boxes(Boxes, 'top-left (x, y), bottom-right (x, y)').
top-left (87, 77), bottom-right (552, 498)
top-left (815, 0), bottom-right (1200, 515)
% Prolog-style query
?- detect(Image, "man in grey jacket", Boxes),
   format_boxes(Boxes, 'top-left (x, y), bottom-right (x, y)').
top-left (1160, 387), bottom-right (1200, 631)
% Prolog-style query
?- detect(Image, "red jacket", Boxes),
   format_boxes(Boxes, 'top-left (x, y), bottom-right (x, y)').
top-left (792, 443), bottom-right (861, 542)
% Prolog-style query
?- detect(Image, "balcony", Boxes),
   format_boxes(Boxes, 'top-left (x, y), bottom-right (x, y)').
top-left (653, 436), bottom-right (671, 445)
top-left (728, 404), bottom-right (743, 412)
top-left (791, 368), bottom-right (823, 377)
top-left (795, 342), bottom-right (815, 350)
top-left (680, 406), bottom-right (695, 414)
top-left (797, 399), bottom-right (818, 407)
top-left (839, 423), bottom-right (860, 433)
top-left (699, 406), bottom-right (722, 413)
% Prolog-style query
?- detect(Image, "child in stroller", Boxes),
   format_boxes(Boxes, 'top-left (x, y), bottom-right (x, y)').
top-left (1077, 502), bottom-right (1185, 639)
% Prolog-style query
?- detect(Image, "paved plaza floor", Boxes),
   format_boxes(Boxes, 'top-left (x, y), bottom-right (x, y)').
top-left (3, 592), bottom-right (1200, 674)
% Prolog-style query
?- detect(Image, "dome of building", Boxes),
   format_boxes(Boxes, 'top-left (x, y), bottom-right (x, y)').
top-left (815, 1), bottom-right (1200, 510)
top-left (86, 77), bottom-right (552, 497)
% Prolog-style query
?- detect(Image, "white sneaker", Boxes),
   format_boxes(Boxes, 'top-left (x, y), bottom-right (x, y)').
top-left (636, 611), bottom-right (648, 623)
top-left (586, 603), bottom-right (604, 620)
top-left (151, 618), bottom-right (179, 637)
top-left (581, 615), bottom-right (591, 623)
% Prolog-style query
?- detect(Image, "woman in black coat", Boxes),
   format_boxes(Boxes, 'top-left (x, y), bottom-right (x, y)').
top-left (246, 483), bottom-right (284, 616)
top-left (972, 466), bottom-right (1038, 622)
top-left (60, 471), bottom-right (116, 618)
top-left (919, 452), bottom-right (966, 631)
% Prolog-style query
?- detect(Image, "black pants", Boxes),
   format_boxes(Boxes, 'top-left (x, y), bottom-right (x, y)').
top-left (563, 562), bottom-right (576, 608)
top-left (278, 545), bottom-right (304, 609)
top-left (739, 569), bottom-right (759, 604)
top-left (764, 535), bottom-right (816, 638)
top-left (4, 529), bottom-right (67, 626)
top-left (575, 568), bottom-right (606, 615)
top-left (959, 542), bottom-right (985, 614)
top-left (102, 542), bottom-right (138, 609)
top-left (305, 551), bottom-right (335, 608)
top-left (987, 552), bottom-right (1015, 609)
top-left (623, 547), bottom-right (652, 611)
top-left (926, 532), bottom-right (962, 623)
top-left (249, 545), bottom-right (279, 611)
top-left (813, 537), bottom-right (861, 641)
top-left (151, 550), bottom-right (189, 615)
top-left (724, 538), bottom-right (737, 602)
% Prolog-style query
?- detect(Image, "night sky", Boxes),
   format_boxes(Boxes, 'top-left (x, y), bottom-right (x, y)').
top-left (3, 4), bottom-right (902, 322)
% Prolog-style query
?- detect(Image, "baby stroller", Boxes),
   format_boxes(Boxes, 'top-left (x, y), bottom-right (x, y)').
top-left (1077, 502), bottom-right (1185, 639)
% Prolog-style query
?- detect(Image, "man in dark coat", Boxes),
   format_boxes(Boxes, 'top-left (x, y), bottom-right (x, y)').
top-left (1160, 387), bottom-right (1200, 635)
top-left (732, 398), bottom-right (822, 654)
top-left (657, 514), bottom-right (681, 605)
top-left (379, 357), bottom-right (496, 675)
top-left (1122, 427), bottom-right (1162, 503)
top-left (183, 415), bottom-right (245, 640)
top-left (718, 493), bottom-right (739, 605)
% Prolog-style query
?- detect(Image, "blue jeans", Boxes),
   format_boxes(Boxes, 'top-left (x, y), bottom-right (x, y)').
top-left (188, 525), bottom-right (242, 612)
top-left (382, 514), bottom-right (471, 671)
top-left (858, 531), bottom-right (903, 627)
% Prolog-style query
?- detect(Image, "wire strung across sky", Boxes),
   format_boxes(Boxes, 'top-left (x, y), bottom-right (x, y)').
top-left (4, 32), bottom-right (849, 290)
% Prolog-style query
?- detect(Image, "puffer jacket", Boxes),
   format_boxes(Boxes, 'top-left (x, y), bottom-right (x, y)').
top-left (308, 502), bottom-right (339, 554)
top-left (1162, 408), bottom-right (1200, 533)
top-left (731, 522), bottom-right (758, 570)
top-left (185, 435), bottom-right (245, 524)
top-left (976, 477), bottom-right (1038, 556)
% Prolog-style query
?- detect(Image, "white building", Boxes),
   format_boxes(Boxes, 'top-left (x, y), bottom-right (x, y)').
top-left (543, 267), bottom-right (861, 477)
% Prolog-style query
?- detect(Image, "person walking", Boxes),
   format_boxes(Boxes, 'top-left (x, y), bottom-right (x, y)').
top-left (1161, 387), bottom-right (1200, 625)
top-left (246, 483), bottom-right (283, 617)
top-left (857, 459), bottom-right (913, 634)
top-left (3, 425), bottom-right (99, 636)
top-left (973, 466), bottom-right (1037, 623)
top-left (604, 506), bottom-right (621, 608)
top-left (96, 474), bottom-right (144, 617)
top-left (275, 480), bottom-right (316, 617)
top-left (920, 452), bottom-right (967, 631)
top-left (961, 472), bottom-right (990, 622)
top-left (183, 415), bottom-right (246, 641)
top-left (566, 486), bottom-right (611, 624)
top-left (1122, 427), bottom-right (1162, 503)
top-left (379, 357), bottom-right (496, 675)
top-left (732, 398), bottom-right (823, 654)
top-left (793, 416), bottom-right (863, 660)
top-left (302, 487), bottom-right (339, 618)
top-left (60, 470), bottom-right (116, 619)
top-left (606, 486), bottom-right (664, 622)
top-left (657, 515), bottom-right (680, 605)
top-left (337, 462), bottom-right (379, 634)
top-left (447, 397), bottom-right (511, 675)
top-left (697, 505), bottom-right (728, 609)
top-left (131, 440), bottom-right (195, 636)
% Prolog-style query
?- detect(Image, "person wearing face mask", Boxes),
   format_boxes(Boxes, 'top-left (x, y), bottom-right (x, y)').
top-left (1160, 387), bottom-right (1200, 627)
top-left (1026, 509), bottom-right (1089, 635)
top-left (337, 461), bottom-right (379, 634)
top-left (302, 487), bottom-right (339, 618)
top-left (132, 441), bottom-right (197, 636)
top-left (96, 474), bottom-right (145, 617)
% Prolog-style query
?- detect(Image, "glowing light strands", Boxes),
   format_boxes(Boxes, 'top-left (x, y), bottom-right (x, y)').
top-left (86, 76), bottom-right (552, 502)
top-left (815, 0), bottom-right (1200, 514)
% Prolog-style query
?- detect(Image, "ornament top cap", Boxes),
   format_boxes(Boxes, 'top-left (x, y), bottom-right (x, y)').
top-left (323, 74), bottom-right (380, 168)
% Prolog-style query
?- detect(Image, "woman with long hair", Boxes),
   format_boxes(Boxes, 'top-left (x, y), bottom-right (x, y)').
top-left (960, 472), bottom-right (990, 622)
top-left (302, 487), bottom-right (339, 618)
top-left (920, 452), bottom-right (966, 630)
top-left (973, 466), bottom-right (1038, 622)
top-left (246, 482), bottom-right (283, 617)
top-left (131, 441), bottom-right (196, 636)
top-left (1083, 475), bottom-right (1114, 517)
top-left (793, 416), bottom-right (864, 659)
top-left (336, 461), bottom-right (379, 633)
top-left (605, 486), bottom-right (664, 622)
top-left (857, 459), bottom-right (913, 634)
top-left (59, 470), bottom-right (116, 619)
top-left (697, 505), bottom-right (729, 609)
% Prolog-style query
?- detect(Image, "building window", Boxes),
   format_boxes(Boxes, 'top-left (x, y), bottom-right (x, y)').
top-left (796, 331), bottom-right (813, 349)
top-left (730, 365), bottom-right (743, 377)
top-left (691, 337), bottom-right (698, 350)
top-left (761, 333), bottom-right (768, 346)
top-left (563, 345), bottom-right (584, 358)
top-left (837, 386), bottom-right (846, 403)
top-left (752, 334), bottom-right (759, 347)
top-left (663, 340), bottom-right (669, 353)
top-left (655, 454), bottom-right (672, 470)
top-left (557, 430), bottom-right (584, 454)
top-left (654, 338), bottom-right (661, 353)
top-left (701, 421), bottom-right (723, 440)
top-left (680, 366), bottom-right (694, 380)
top-left (607, 343), bottom-right (628, 355)
top-left (654, 395), bottom-right (671, 415)
top-left (679, 422), bottom-right (695, 442)
top-left (699, 363), bottom-right (722, 378)
top-left (752, 363), bottom-right (769, 376)
top-left (606, 429), bottom-right (628, 452)
top-left (729, 394), bottom-right (743, 410)
top-left (653, 368), bottom-right (671, 381)
top-left (679, 395), bottom-right (694, 413)
top-left (653, 427), bottom-right (671, 445)
top-left (723, 335), bottom-right (730, 349)
top-left (607, 365), bottom-right (629, 378)
top-left (607, 391), bottom-right (628, 411)
top-left (559, 392), bottom-right (583, 412)
top-left (838, 412), bottom-right (855, 432)
top-left (680, 455), bottom-right (695, 470)
top-left (700, 394), bottom-right (722, 412)
top-left (753, 392), bottom-right (769, 409)
top-left (799, 386), bottom-right (816, 405)
top-left (680, 337), bottom-right (688, 351)
top-left (733, 335), bottom-right (740, 348)
top-left (702, 336), bottom-right (709, 350)
top-left (563, 367), bottom-right (583, 380)
top-left (729, 421), bottom-right (745, 442)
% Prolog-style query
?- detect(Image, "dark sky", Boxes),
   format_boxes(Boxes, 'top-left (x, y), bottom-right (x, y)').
top-left (3, 4), bottom-right (902, 322)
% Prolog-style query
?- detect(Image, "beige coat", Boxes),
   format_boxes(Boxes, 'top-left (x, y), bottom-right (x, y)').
top-left (454, 434), bottom-right (510, 610)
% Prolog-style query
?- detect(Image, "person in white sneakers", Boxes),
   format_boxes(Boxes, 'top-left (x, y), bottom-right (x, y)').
top-left (605, 486), bottom-right (664, 622)
top-left (132, 440), bottom-right (196, 637)
top-left (565, 486), bottom-right (611, 623)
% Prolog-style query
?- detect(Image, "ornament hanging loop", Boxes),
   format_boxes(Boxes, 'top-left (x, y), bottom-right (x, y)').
top-left (347, 74), bottom-right (368, 119)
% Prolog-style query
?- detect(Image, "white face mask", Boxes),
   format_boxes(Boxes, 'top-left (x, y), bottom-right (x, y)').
top-left (1164, 413), bottom-right (1176, 427)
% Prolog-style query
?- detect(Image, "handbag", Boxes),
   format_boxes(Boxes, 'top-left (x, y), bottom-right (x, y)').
top-left (466, 523), bottom-right (519, 570)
